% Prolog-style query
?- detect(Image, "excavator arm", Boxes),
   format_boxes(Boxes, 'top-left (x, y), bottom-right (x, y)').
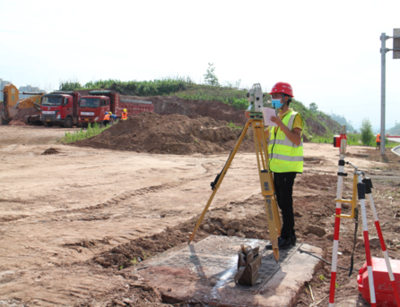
top-left (1, 84), bottom-right (44, 125)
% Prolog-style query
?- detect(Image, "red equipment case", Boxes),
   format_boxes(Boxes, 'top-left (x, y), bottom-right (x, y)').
top-left (358, 257), bottom-right (400, 307)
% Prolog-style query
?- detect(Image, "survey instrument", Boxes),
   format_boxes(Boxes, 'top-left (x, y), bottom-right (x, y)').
top-left (188, 83), bottom-right (282, 261)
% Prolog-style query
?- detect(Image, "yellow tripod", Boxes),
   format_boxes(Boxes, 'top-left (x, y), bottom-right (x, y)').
top-left (188, 116), bottom-right (282, 261)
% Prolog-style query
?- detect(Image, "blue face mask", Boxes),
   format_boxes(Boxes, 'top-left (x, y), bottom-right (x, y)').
top-left (271, 99), bottom-right (283, 109)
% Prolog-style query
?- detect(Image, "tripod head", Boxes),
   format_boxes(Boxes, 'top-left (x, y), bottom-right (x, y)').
top-left (246, 83), bottom-right (264, 119)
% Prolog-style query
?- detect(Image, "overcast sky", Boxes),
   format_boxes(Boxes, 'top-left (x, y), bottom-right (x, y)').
top-left (1, 0), bottom-right (399, 130)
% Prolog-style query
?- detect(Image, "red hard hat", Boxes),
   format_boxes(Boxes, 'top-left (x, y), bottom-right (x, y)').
top-left (270, 82), bottom-right (294, 97)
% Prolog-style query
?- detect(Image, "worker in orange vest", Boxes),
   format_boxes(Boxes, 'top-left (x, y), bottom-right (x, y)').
top-left (376, 133), bottom-right (381, 150)
top-left (121, 108), bottom-right (128, 121)
top-left (103, 111), bottom-right (111, 126)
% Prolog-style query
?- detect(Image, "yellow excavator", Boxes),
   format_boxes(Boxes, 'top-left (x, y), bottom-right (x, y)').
top-left (1, 83), bottom-right (44, 125)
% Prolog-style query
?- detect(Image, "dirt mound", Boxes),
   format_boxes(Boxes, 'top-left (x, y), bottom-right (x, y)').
top-left (74, 112), bottom-right (254, 154)
top-left (121, 95), bottom-right (247, 125)
top-left (9, 119), bottom-right (26, 126)
top-left (9, 107), bottom-right (40, 125)
top-left (76, 90), bottom-right (247, 125)
top-left (41, 148), bottom-right (60, 155)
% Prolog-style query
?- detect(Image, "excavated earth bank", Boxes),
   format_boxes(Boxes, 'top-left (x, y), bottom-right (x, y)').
top-left (122, 95), bottom-right (248, 125)
top-left (74, 112), bottom-right (255, 155)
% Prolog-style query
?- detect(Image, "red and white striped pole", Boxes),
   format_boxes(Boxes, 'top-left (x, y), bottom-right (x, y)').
top-left (363, 178), bottom-right (400, 306)
top-left (358, 177), bottom-right (377, 307)
top-left (329, 127), bottom-right (347, 306)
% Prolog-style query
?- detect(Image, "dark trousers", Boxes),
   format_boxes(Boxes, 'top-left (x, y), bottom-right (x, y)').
top-left (273, 172), bottom-right (297, 240)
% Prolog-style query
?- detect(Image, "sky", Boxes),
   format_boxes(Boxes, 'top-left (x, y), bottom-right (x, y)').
top-left (1, 0), bottom-right (399, 131)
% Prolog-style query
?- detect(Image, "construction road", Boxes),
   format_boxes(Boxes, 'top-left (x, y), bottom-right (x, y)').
top-left (0, 125), bottom-right (398, 306)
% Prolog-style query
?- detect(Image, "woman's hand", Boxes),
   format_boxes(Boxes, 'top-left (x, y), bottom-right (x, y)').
top-left (270, 116), bottom-right (283, 128)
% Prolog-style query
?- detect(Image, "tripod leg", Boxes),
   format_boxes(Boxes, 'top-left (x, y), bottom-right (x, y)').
top-left (329, 159), bottom-right (346, 307)
top-left (252, 123), bottom-right (280, 261)
top-left (358, 179), bottom-right (377, 307)
top-left (365, 185), bottom-right (400, 305)
top-left (258, 126), bottom-right (281, 236)
top-left (188, 121), bottom-right (251, 244)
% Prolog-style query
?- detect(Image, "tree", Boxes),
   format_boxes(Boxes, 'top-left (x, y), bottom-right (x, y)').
top-left (59, 79), bottom-right (82, 91)
top-left (309, 102), bottom-right (318, 113)
top-left (360, 118), bottom-right (374, 146)
top-left (203, 63), bottom-right (219, 86)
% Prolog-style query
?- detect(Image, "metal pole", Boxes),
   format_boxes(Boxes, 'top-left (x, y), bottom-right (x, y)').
top-left (380, 33), bottom-right (386, 156)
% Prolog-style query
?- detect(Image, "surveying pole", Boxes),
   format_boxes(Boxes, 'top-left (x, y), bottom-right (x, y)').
top-left (329, 129), bottom-right (400, 306)
top-left (380, 29), bottom-right (400, 156)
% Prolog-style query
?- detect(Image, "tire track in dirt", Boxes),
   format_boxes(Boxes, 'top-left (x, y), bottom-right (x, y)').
top-left (0, 198), bottom-right (34, 204)
top-left (9, 173), bottom-right (209, 242)
top-left (0, 214), bottom-right (29, 223)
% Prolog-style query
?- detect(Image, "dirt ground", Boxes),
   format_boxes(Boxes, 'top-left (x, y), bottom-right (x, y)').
top-left (0, 125), bottom-right (399, 306)
top-left (74, 112), bottom-right (255, 155)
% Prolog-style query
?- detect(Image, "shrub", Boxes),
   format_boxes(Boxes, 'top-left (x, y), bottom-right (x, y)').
top-left (360, 118), bottom-right (374, 146)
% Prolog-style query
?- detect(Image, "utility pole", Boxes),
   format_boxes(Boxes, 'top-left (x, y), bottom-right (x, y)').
top-left (380, 29), bottom-right (400, 156)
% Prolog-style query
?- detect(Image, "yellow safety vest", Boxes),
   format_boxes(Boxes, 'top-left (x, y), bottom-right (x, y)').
top-left (268, 110), bottom-right (303, 173)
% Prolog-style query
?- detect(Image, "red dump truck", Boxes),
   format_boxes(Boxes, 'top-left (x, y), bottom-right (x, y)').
top-left (78, 90), bottom-right (154, 125)
top-left (40, 90), bottom-right (153, 127)
top-left (40, 91), bottom-right (81, 127)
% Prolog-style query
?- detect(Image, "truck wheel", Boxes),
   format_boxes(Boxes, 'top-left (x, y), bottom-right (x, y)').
top-left (64, 117), bottom-right (73, 128)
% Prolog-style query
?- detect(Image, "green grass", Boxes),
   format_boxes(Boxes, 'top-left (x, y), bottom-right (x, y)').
top-left (142, 252), bottom-right (151, 260)
top-left (172, 83), bottom-right (255, 110)
top-left (226, 121), bottom-right (243, 130)
top-left (62, 122), bottom-right (110, 143)
top-left (310, 133), bottom-right (399, 148)
top-left (130, 257), bottom-right (138, 265)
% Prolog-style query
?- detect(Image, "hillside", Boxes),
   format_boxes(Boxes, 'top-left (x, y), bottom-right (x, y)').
top-left (388, 122), bottom-right (400, 135)
top-left (60, 79), bottom-right (342, 139)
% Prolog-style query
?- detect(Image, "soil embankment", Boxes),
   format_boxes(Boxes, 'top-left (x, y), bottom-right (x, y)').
top-left (122, 95), bottom-right (247, 125)
top-left (75, 90), bottom-right (247, 125)
top-left (74, 112), bottom-right (254, 154)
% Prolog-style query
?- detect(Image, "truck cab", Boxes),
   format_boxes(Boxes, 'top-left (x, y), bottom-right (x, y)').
top-left (78, 90), bottom-right (154, 126)
top-left (40, 91), bottom-right (80, 127)
top-left (79, 95), bottom-right (110, 125)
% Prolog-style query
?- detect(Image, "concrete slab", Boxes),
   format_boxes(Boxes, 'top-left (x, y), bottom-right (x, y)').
top-left (135, 236), bottom-right (323, 307)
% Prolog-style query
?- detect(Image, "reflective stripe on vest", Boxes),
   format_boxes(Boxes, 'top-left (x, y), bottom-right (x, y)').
top-left (268, 110), bottom-right (303, 173)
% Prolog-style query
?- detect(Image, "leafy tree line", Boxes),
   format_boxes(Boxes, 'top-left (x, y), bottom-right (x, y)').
top-left (59, 78), bottom-right (192, 96)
